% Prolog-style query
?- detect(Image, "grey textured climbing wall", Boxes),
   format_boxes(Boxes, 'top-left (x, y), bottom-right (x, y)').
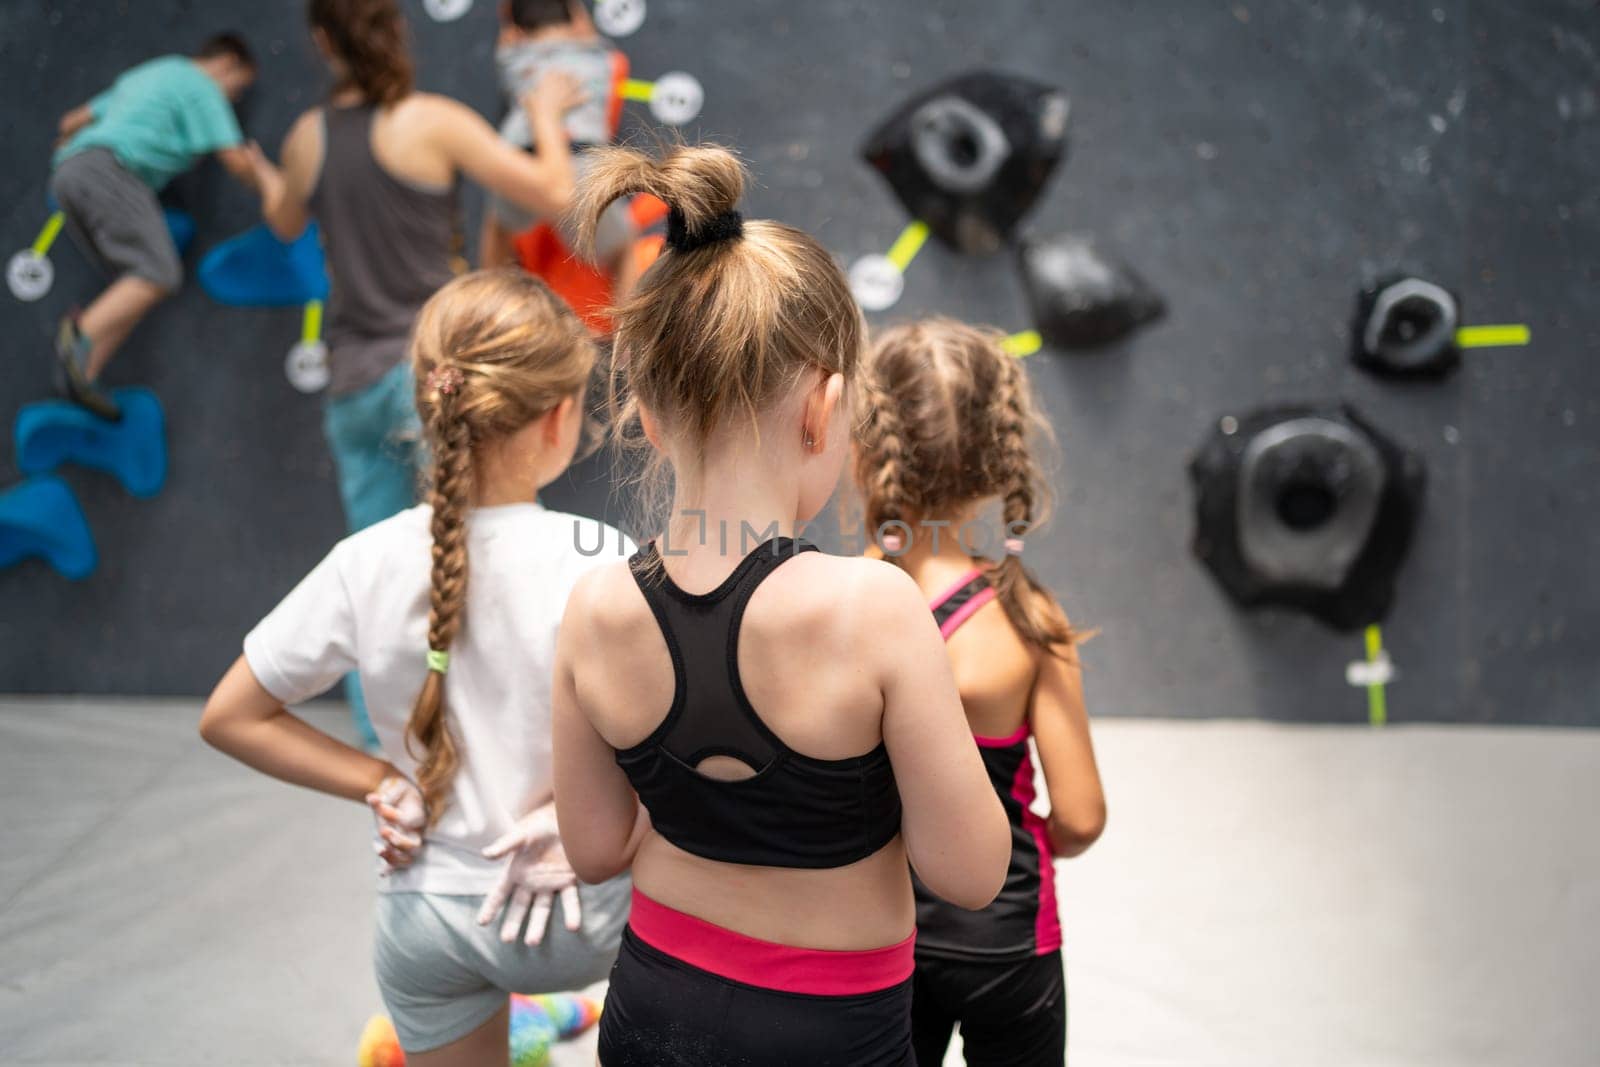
top-left (1, 1), bottom-right (1595, 724)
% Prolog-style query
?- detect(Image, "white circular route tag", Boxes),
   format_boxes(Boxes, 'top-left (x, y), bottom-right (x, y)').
top-left (423, 0), bottom-right (473, 22)
top-left (650, 72), bottom-right (704, 126)
top-left (286, 339), bottom-right (331, 394)
top-left (1345, 652), bottom-right (1395, 688)
top-left (595, 0), bottom-right (646, 37)
top-left (7, 250), bottom-right (54, 302)
top-left (848, 254), bottom-right (905, 312)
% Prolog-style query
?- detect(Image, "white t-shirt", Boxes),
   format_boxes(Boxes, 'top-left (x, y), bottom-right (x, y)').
top-left (243, 502), bottom-right (632, 895)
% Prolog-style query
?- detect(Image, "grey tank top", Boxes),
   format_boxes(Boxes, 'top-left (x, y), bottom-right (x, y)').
top-left (308, 105), bottom-right (459, 396)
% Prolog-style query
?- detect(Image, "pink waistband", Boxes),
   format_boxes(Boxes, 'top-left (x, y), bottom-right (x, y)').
top-left (627, 889), bottom-right (915, 996)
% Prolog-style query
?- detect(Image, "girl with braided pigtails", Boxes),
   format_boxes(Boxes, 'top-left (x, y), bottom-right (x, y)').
top-left (854, 319), bottom-right (1108, 1067)
top-left (200, 270), bottom-right (634, 1067)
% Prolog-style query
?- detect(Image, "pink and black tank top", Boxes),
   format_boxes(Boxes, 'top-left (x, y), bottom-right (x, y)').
top-left (617, 538), bottom-right (902, 868)
top-left (912, 569), bottom-right (1062, 961)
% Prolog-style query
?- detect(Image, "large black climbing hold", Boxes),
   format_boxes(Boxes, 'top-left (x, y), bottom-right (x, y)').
top-left (1352, 274), bottom-right (1461, 378)
top-left (861, 70), bottom-right (1069, 256)
top-left (1017, 234), bottom-right (1166, 348)
top-left (1188, 403), bottom-right (1425, 631)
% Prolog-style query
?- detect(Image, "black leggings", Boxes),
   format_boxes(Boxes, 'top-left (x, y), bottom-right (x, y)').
top-left (911, 950), bottom-right (1066, 1066)
top-left (598, 927), bottom-right (915, 1066)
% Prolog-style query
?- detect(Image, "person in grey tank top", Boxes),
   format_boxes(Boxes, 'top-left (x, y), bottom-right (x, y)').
top-left (309, 104), bottom-right (458, 399)
top-left (250, 0), bottom-right (584, 746)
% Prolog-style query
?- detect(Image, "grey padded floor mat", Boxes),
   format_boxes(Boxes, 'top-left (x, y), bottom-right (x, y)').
top-left (0, 698), bottom-right (599, 1066)
top-left (4, 700), bottom-right (1598, 1066)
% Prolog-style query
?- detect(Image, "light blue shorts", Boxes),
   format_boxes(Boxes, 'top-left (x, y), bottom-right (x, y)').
top-left (374, 876), bottom-right (630, 1053)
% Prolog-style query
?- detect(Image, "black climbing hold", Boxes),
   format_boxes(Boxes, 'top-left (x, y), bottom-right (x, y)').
top-left (1016, 234), bottom-right (1166, 348)
top-left (1351, 274), bottom-right (1461, 378)
top-left (1188, 403), bottom-right (1425, 631)
top-left (861, 70), bottom-right (1070, 256)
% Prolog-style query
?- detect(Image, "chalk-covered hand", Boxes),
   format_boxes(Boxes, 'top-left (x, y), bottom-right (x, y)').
top-left (476, 804), bottom-right (580, 946)
top-left (366, 774), bottom-right (427, 872)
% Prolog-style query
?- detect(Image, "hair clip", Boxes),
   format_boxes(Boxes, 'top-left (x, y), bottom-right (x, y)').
top-left (880, 532), bottom-right (905, 553)
top-left (427, 365), bottom-right (464, 397)
top-left (426, 649), bottom-right (450, 675)
top-left (1004, 537), bottom-right (1025, 556)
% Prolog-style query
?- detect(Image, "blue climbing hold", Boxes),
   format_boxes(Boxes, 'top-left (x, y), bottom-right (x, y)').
top-left (198, 223), bottom-right (330, 307)
top-left (163, 208), bottom-right (197, 256)
top-left (15, 387), bottom-right (167, 499)
top-left (0, 476), bottom-right (98, 580)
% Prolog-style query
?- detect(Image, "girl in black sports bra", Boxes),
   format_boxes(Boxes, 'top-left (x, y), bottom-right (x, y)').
top-left (550, 148), bottom-right (1010, 1066)
top-left (854, 319), bottom-right (1108, 1066)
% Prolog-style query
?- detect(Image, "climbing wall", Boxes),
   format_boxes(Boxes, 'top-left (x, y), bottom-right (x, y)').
top-left (1, 1), bottom-right (1595, 726)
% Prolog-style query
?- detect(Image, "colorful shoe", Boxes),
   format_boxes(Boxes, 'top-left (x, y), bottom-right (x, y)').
top-left (354, 992), bottom-right (601, 1067)
top-left (53, 315), bottom-right (120, 421)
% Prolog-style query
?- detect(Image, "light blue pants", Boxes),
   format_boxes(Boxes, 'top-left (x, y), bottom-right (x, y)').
top-left (322, 362), bottom-right (423, 747)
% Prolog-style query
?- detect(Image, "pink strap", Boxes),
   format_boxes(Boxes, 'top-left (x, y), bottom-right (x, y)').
top-left (929, 568), bottom-right (987, 613)
top-left (939, 586), bottom-right (997, 640)
top-left (628, 890), bottom-right (915, 995)
top-left (930, 568), bottom-right (999, 640)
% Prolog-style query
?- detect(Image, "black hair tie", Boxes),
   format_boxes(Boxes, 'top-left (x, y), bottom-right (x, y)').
top-left (666, 207), bottom-right (744, 252)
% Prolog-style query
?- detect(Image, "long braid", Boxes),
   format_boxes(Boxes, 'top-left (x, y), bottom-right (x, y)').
top-left (425, 411), bottom-right (473, 656)
top-left (407, 395), bottom-right (472, 824)
top-left (860, 373), bottom-right (915, 547)
top-left (989, 357), bottom-right (1075, 652)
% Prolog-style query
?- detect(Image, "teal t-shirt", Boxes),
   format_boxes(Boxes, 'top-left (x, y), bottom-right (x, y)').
top-left (54, 55), bottom-right (243, 191)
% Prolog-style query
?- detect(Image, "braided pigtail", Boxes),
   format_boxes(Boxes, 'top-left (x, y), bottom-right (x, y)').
top-left (989, 357), bottom-right (1077, 654)
top-left (407, 379), bottom-right (471, 825)
top-left (857, 369), bottom-right (917, 554)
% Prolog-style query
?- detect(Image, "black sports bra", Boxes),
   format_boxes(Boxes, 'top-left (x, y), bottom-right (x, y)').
top-left (615, 538), bottom-right (902, 868)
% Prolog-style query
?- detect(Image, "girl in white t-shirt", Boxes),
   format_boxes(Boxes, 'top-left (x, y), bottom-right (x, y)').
top-left (200, 269), bottom-right (633, 1066)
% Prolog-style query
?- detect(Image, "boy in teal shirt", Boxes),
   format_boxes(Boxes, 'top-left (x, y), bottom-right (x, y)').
top-left (49, 33), bottom-right (278, 419)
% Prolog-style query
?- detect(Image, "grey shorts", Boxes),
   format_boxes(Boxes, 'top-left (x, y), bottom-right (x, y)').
top-left (374, 875), bottom-right (630, 1053)
top-left (49, 148), bottom-right (182, 291)
top-left (488, 151), bottom-right (634, 264)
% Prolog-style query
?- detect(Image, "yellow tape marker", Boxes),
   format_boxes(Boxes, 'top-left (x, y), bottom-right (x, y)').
top-left (885, 220), bottom-right (930, 272)
top-left (1002, 330), bottom-right (1043, 358)
top-left (619, 78), bottom-right (655, 102)
top-left (302, 300), bottom-right (323, 345)
top-left (1364, 624), bottom-right (1387, 727)
top-left (32, 211), bottom-right (65, 258)
top-left (1456, 324), bottom-right (1530, 348)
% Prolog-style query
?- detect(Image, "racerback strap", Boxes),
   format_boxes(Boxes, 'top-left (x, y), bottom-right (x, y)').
top-left (930, 569), bottom-right (996, 640)
top-left (629, 537), bottom-right (818, 769)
